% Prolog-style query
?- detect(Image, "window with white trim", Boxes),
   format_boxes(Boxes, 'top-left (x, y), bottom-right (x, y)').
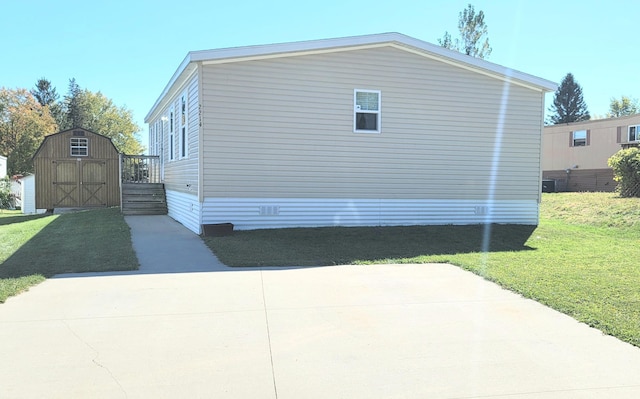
top-left (629, 125), bottom-right (640, 142)
top-left (149, 124), bottom-right (153, 154)
top-left (70, 137), bottom-right (88, 156)
top-left (354, 89), bottom-right (381, 133)
top-left (169, 108), bottom-right (175, 161)
top-left (180, 92), bottom-right (188, 158)
top-left (572, 130), bottom-right (587, 147)
top-left (154, 121), bottom-right (162, 156)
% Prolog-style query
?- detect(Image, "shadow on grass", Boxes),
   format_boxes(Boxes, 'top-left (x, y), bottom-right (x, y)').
top-left (0, 208), bottom-right (138, 279)
top-left (205, 224), bottom-right (537, 267)
top-left (0, 213), bottom-right (50, 226)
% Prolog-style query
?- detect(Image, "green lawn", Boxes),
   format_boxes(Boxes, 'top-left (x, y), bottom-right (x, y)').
top-left (0, 208), bottom-right (138, 303)
top-left (204, 193), bottom-right (640, 347)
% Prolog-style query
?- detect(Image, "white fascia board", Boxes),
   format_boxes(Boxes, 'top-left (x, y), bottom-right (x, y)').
top-left (389, 34), bottom-right (558, 92)
top-left (145, 53), bottom-right (194, 123)
top-left (193, 32), bottom-right (557, 92)
top-left (146, 32), bottom-right (557, 122)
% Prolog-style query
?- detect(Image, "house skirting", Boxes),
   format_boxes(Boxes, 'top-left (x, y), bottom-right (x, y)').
top-left (166, 190), bottom-right (201, 234)
top-left (542, 169), bottom-right (616, 192)
top-left (199, 198), bottom-right (539, 230)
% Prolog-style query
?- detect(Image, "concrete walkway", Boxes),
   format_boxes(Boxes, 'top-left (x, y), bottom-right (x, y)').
top-left (1, 215), bottom-right (640, 398)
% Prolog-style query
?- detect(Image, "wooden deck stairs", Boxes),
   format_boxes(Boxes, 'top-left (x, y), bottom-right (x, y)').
top-left (120, 155), bottom-right (166, 216)
top-left (121, 183), bottom-right (167, 215)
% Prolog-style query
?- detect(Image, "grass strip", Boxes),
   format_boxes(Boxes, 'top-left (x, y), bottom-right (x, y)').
top-left (0, 208), bottom-right (138, 302)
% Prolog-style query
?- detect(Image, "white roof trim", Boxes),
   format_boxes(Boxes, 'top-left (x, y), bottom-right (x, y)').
top-left (145, 32), bottom-right (557, 122)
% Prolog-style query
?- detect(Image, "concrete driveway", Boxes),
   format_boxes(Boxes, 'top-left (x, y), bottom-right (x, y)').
top-left (1, 216), bottom-right (640, 398)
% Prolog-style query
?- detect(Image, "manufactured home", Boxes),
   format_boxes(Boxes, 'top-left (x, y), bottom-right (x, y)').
top-left (542, 114), bottom-right (640, 192)
top-left (145, 33), bottom-right (557, 234)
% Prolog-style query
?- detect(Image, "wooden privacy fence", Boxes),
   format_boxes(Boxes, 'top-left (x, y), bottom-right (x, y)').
top-left (120, 155), bottom-right (161, 183)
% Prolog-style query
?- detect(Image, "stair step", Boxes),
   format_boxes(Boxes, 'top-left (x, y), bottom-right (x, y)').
top-left (120, 182), bottom-right (168, 215)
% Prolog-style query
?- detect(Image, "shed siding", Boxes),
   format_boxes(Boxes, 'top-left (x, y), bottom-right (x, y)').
top-left (200, 46), bottom-right (543, 207)
top-left (202, 198), bottom-right (538, 230)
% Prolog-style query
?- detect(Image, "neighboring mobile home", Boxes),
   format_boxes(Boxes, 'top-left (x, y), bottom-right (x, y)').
top-left (145, 33), bottom-right (557, 234)
top-left (542, 114), bottom-right (640, 192)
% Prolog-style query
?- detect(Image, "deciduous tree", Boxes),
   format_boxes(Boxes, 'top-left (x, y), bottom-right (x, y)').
top-left (548, 73), bottom-right (590, 124)
top-left (76, 90), bottom-right (144, 154)
top-left (0, 88), bottom-right (57, 175)
top-left (57, 79), bottom-right (144, 154)
top-left (608, 96), bottom-right (639, 118)
top-left (438, 4), bottom-right (492, 59)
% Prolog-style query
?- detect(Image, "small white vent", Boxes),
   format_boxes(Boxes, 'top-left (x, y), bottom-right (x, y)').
top-left (259, 206), bottom-right (280, 216)
top-left (474, 206), bottom-right (490, 216)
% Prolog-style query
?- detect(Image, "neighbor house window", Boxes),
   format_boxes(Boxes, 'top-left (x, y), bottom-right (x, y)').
top-left (354, 89), bottom-right (381, 133)
top-left (629, 125), bottom-right (640, 142)
top-left (70, 138), bottom-right (88, 156)
top-left (169, 108), bottom-right (175, 161)
top-left (180, 93), bottom-right (188, 158)
top-left (572, 130), bottom-right (587, 147)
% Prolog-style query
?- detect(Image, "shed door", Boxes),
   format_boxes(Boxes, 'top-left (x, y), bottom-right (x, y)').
top-left (80, 161), bottom-right (106, 206)
top-left (53, 160), bottom-right (107, 207)
top-left (53, 160), bottom-right (80, 207)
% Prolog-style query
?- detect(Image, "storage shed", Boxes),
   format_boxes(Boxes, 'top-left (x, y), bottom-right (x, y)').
top-left (33, 128), bottom-right (120, 209)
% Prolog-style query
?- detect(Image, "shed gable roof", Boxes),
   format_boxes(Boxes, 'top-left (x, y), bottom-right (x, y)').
top-left (145, 32), bottom-right (557, 122)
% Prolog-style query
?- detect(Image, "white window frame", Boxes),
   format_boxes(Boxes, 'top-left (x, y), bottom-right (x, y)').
top-left (179, 92), bottom-right (188, 159)
top-left (149, 124), bottom-right (155, 155)
top-left (168, 107), bottom-right (175, 161)
top-left (629, 125), bottom-right (640, 142)
top-left (154, 121), bottom-right (161, 156)
top-left (572, 130), bottom-right (587, 147)
top-left (353, 89), bottom-right (381, 133)
top-left (70, 137), bottom-right (88, 156)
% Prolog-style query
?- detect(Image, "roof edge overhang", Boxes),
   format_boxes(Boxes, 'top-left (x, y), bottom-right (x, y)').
top-left (145, 32), bottom-right (558, 122)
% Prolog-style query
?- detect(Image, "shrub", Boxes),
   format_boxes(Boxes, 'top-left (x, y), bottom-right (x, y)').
top-left (608, 148), bottom-right (640, 197)
top-left (0, 177), bottom-right (11, 209)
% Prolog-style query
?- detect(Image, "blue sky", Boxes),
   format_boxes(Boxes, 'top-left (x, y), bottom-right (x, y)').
top-left (1, 0), bottom-right (637, 152)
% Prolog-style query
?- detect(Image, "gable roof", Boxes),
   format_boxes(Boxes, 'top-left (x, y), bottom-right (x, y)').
top-left (145, 32), bottom-right (557, 122)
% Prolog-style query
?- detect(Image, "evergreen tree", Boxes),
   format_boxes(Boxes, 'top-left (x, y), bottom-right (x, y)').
top-left (438, 4), bottom-right (492, 59)
top-left (31, 78), bottom-right (63, 127)
top-left (30, 78), bottom-right (58, 107)
top-left (548, 73), bottom-right (590, 124)
top-left (62, 78), bottom-right (86, 129)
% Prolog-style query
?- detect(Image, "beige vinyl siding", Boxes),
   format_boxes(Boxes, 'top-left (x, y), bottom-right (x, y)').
top-left (542, 114), bottom-right (640, 171)
top-left (201, 46), bottom-right (543, 202)
top-left (162, 74), bottom-right (199, 196)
